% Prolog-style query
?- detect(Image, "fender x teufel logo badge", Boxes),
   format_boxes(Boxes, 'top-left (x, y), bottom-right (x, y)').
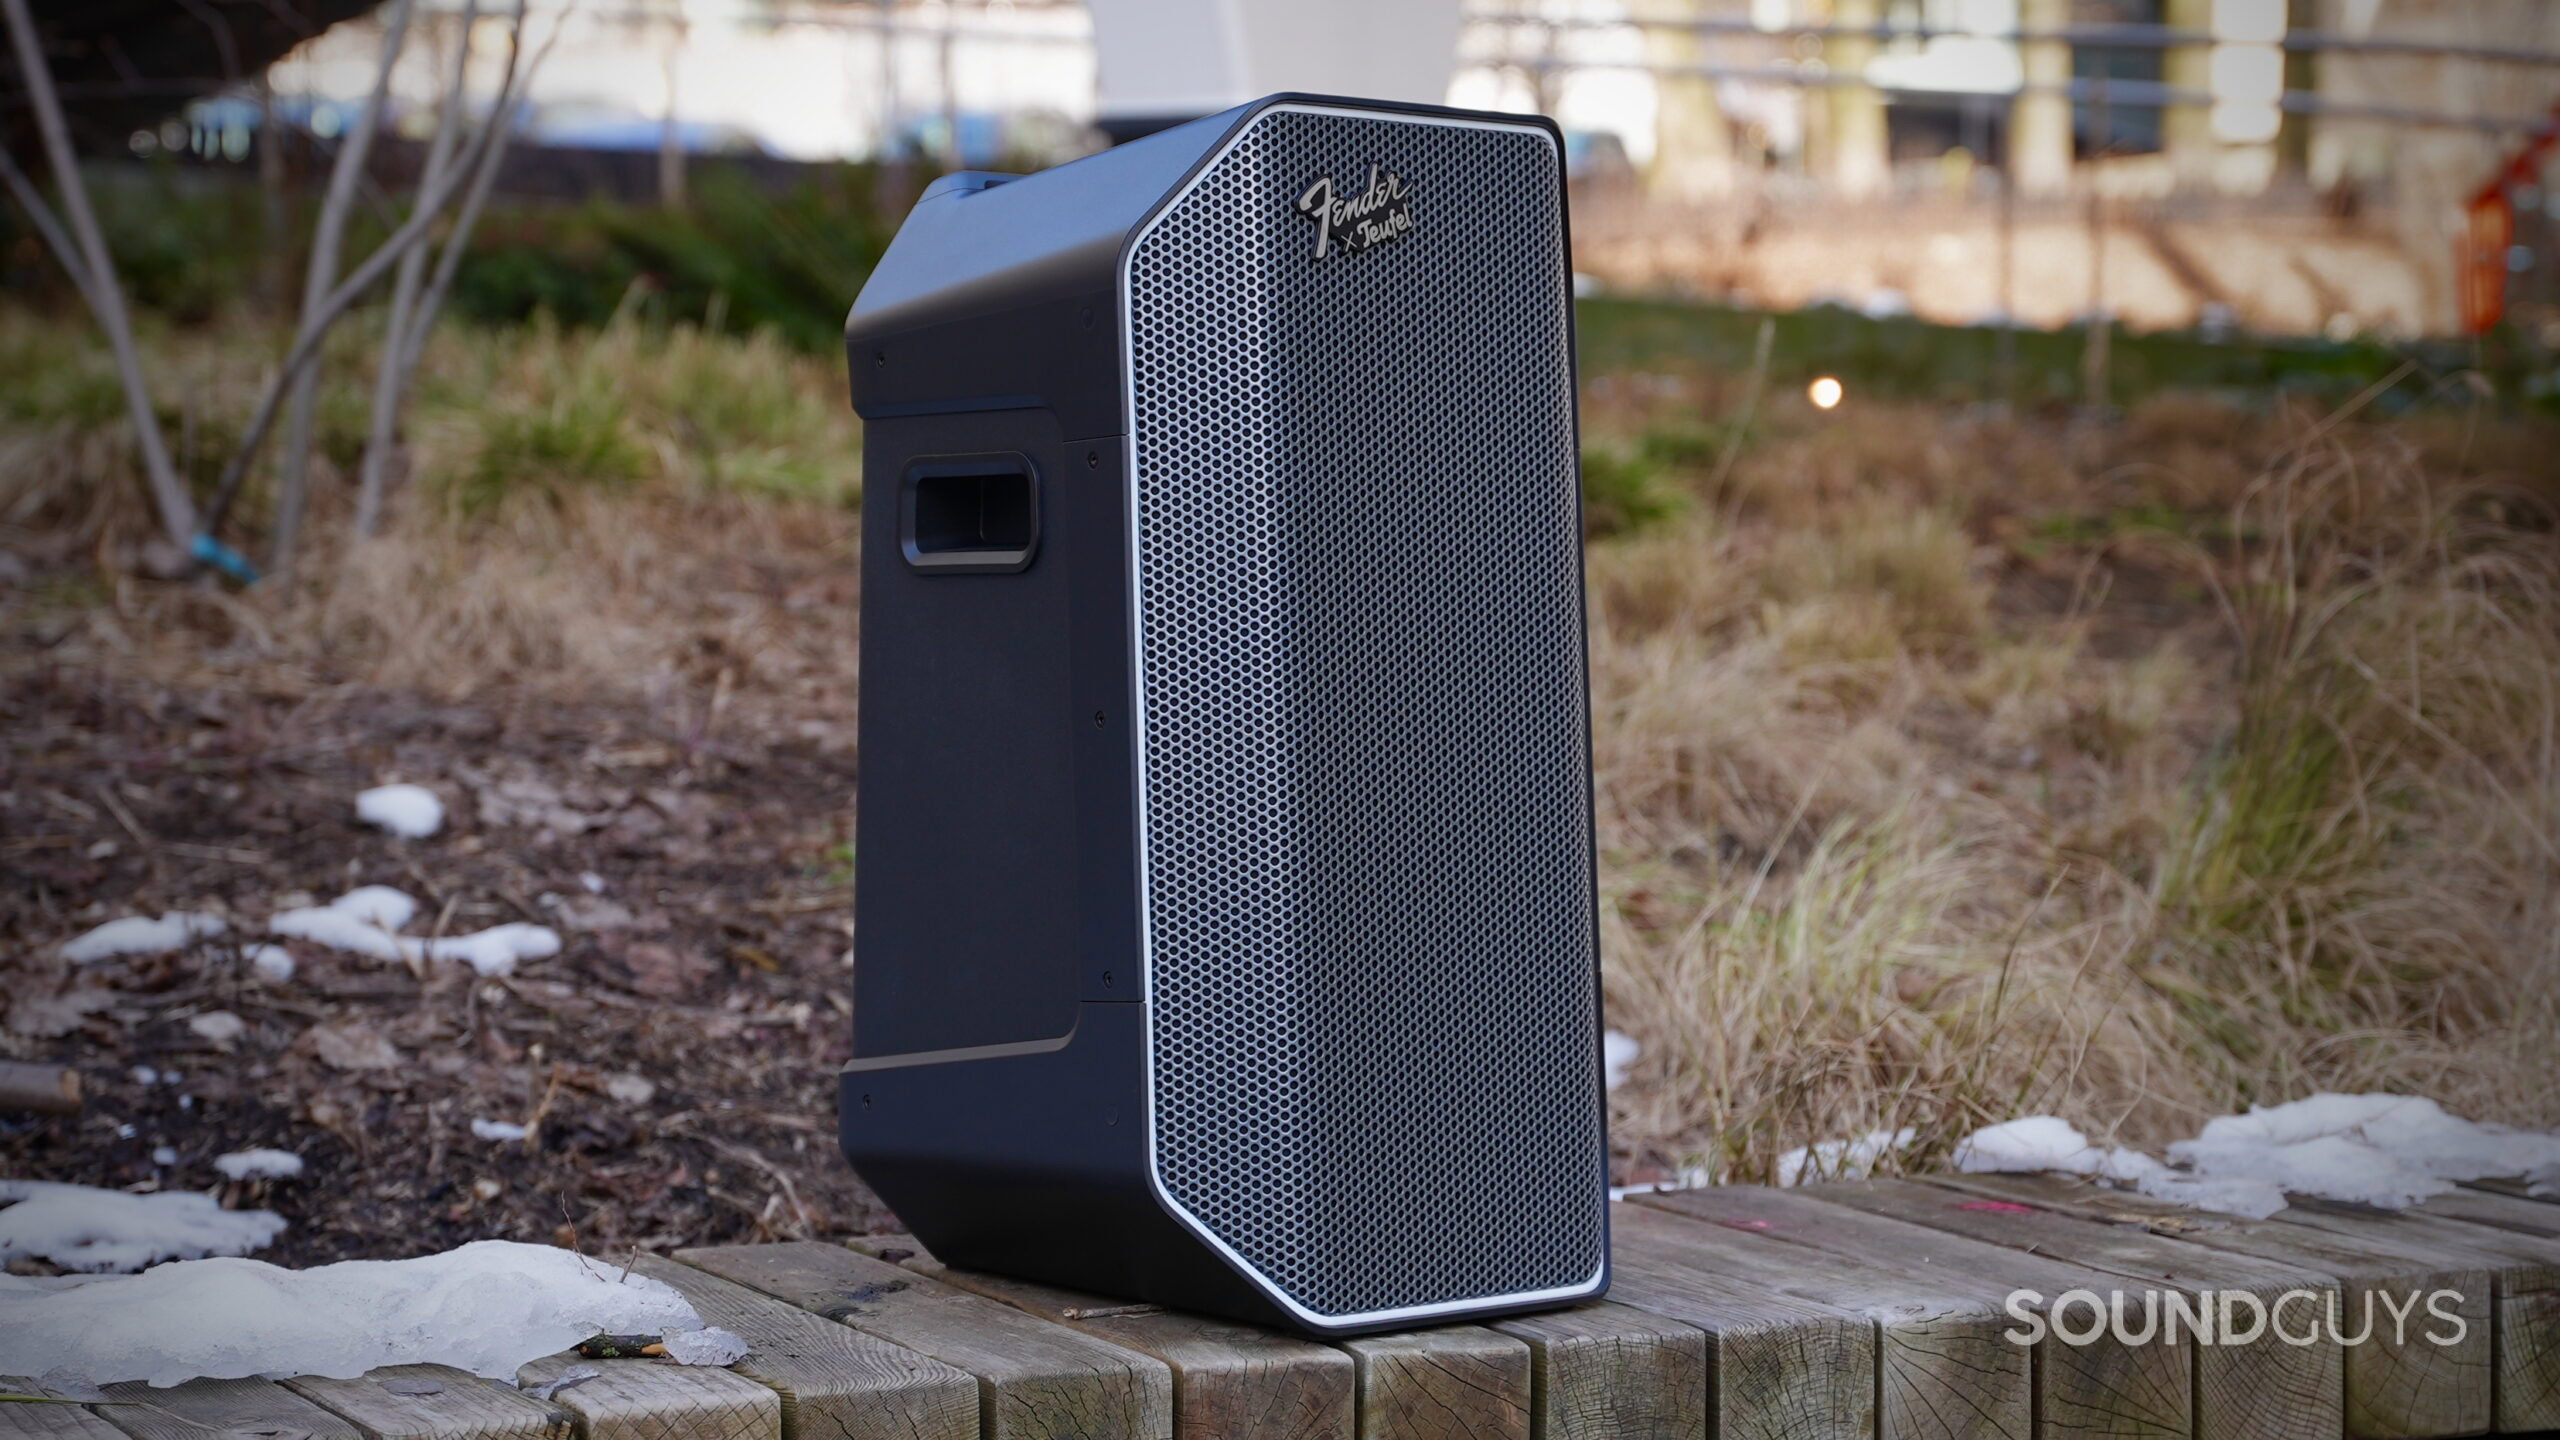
top-left (1295, 165), bottom-right (1414, 259)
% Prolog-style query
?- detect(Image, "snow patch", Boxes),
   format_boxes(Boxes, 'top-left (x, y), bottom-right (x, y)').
top-left (1779, 1127), bottom-right (1915, 1188)
top-left (0, 1239), bottom-right (702, 1386)
top-left (1953, 1115), bottom-right (2289, 1218)
top-left (0, 1181), bottom-right (287, 1274)
top-left (270, 887), bottom-right (560, 978)
top-left (248, 945), bottom-right (296, 983)
top-left (356, 785), bottom-right (445, 839)
top-left (1602, 1031), bottom-right (1639, 1092)
top-left (2167, 1093), bottom-right (2560, 1211)
top-left (330, 886), bottom-right (420, 931)
top-left (662, 1327), bottom-right (749, 1366)
top-left (418, 923), bottom-right (561, 978)
top-left (212, 1150), bottom-right (304, 1182)
top-left (62, 913), bottom-right (226, 964)
top-left (271, 891), bottom-right (410, 962)
top-left (471, 1120), bottom-right (529, 1142)
top-left (1945, 1095), bottom-right (2560, 1219)
top-left (187, 1011), bottom-right (246, 1044)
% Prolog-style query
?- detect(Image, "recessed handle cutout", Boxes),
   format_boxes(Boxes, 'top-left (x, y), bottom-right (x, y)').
top-left (901, 454), bottom-right (1040, 573)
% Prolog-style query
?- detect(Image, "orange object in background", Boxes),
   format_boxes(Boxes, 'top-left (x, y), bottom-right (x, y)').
top-left (2460, 190), bottom-right (2513, 337)
top-left (2461, 103), bottom-right (2559, 337)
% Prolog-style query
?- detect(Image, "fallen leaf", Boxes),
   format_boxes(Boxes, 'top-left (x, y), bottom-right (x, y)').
top-left (558, 896), bottom-right (636, 932)
top-left (304, 1020), bottom-right (403, 1071)
top-left (622, 942), bottom-right (712, 999)
top-left (7, 987), bottom-right (117, 1038)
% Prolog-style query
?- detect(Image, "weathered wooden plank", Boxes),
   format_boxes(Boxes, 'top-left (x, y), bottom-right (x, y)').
top-left (680, 1240), bottom-right (1172, 1440)
top-left (1644, 1184), bottom-right (2191, 1440)
top-left (1334, 1328), bottom-right (1531, 1440)
top-left (842, 1234), bottom-right (1353, 1440)
top-left (514, 1353), bottom-right (778, 1440)
top-left (1932, 1172), bottom-right (2502, 1440)
top-left (97, 1378), bottom-right (363, 1440)
top-left (285, 1366), bottom-right (571, 1440)
top-left (1605, 1202), bottom-right (1877, 1440)
top-left (1808, 1178), bottom-right (2343, 1440)
top-left (639, 1255), bottom-right (980, 1440)
top-left (1485, 1302), bottom-right (1710, 1440)
top-left (0, 1380), bottom-right (130, 1440)
top-left (1623, 1195), bottom-right (2028, 1440)
top-left (2419, 1187), bottom-right (2560, 1242)
top-left (2276, 1198), bottom-right (2560, 1435)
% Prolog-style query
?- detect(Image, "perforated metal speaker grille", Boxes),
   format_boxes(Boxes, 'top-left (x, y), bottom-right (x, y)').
top-left (1126, 105), bottom-right (1604, 1321)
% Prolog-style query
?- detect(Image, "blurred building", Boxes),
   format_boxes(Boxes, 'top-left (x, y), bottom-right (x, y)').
top-left (1085, 0), bottom-right (1464, 140)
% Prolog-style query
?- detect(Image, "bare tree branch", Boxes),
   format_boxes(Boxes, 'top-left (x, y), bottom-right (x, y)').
top-left (169, 0), bottom-right (244, 81)
top-left (0, 142), bottom-right (98, 310)
top-left (354, 0), bottom-right (477, 540)
top-left (270, 0), bottom-right (415, 578)
top-left (197, 51), bottom-right (532, 543)
top-left (1, 0), bottom-right (197, 547)
top-left (397, 0), bottom-right (534, 383)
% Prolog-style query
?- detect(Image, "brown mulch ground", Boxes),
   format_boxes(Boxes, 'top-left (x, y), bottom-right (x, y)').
top-left (2, 656), bottom-right (894, 1269)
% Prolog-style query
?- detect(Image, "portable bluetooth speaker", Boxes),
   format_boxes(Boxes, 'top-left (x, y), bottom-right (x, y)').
top-left (838, 92), bottom-right (1608, 1335)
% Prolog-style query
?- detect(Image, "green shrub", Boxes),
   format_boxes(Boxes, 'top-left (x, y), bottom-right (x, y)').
top-left (463, 389), bottom-right (643, 512)
top-left (1581, 446), bottom-right (1682, 538)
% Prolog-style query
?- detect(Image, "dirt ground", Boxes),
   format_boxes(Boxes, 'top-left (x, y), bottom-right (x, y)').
top-left (1, 656), bottom-right (894, 1267)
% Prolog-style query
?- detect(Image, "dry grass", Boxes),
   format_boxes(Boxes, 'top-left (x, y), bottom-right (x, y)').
top-left (4, 306), bottom-right (2555, 1192)
top-left (1587, 379), bottom-right (2560, 1185)
top-left (0, 306), bottom-right (860, 708)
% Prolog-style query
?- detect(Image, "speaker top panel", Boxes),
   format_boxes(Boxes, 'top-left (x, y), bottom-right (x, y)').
top-left (1123, 101), bottom-right (1607, 1329)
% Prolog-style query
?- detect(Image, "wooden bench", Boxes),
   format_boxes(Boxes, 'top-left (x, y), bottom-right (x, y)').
top-left (10, 1176), bottom-right (2552, 1440)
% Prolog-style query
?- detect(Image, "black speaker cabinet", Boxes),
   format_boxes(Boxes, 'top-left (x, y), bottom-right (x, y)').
top-left (838, 92), bottom-right (1609, 1336)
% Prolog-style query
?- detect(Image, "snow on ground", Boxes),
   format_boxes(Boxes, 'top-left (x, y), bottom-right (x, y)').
top-left (61, 912), bottom-right (227, 963)
top-left (212, 1149), bottom-right (305, 1182)
top-left (0, 1239), bottom-right (707, 1386)
top-left (0, 1181), bottom-right (287, 1273)
top-left (355, 784), bottom-right (446, 838)
top-left (1947, 1095), bottom-right (2560, 1218)
top-left (1779, 1127), bottom-right (1915, 1188)
top-left (248, 944), bottom-right (297, 982)
top-left (662, 1328), bottom-right (750, 1365)
top-left (1953, 1116), bottom-right (2288, 1217)
top-left (1602, 1030), bottom-right (1639, 1092)
top-left (416, 923), bottom-right (562, 977)
top-left (270, 892), bottom-right (408, 961)
top-left (2169, 1094), bottom-right (2560, 1209)
top-left (471, 1119), bottom-right (529, 1142)
top-left (269, 886), bottom-right (561, 978)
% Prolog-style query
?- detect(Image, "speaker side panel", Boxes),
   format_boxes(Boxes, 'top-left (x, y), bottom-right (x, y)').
top-left (853, 408), bottom-right (1081, 1058)
top-left (1124, 104), bottom-right (1609, 1329)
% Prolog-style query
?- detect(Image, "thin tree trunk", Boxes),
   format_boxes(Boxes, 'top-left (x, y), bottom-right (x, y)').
top-left (0, 145), bottom-right (99, 310)
top-left (935, 0), bottom-right (957, 172)
top-left (0, 0), bottom-right (197, 549)
top-left (398, 94), bottom-right (514, 381)
top-left (872, 0), bottom-right (905, 215)
top-left (397, 0), bottom-right (531, 386)
top-left (200, 64), bottom-right (526, 542)
top-left (656, 12), bottom-right (685, 208)
top-left (355, 0), bottom-right (476, 541)
top-left (200, 3), bottom-right (549, 546)
top-left (258, 76), bottom-right (289, 311)
top-left (272, 0), bottom-right (416, 579)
